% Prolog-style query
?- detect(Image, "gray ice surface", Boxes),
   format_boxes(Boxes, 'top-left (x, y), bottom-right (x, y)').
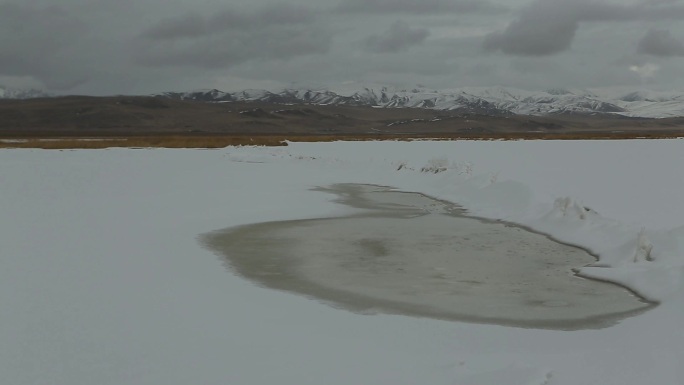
top-left (202, 184), bottom-right (654, 330)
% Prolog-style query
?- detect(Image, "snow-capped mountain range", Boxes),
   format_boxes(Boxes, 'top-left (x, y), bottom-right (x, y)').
top-left (0, 86), bottom-right (50, 99)
top-left (3, 84), bottom-right (683, 118)
top-left (158, 86), bottom-right (684, 118)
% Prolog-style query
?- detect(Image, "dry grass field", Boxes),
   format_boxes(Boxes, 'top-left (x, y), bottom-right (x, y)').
top-left (1, 96), bottom-right (683, 148)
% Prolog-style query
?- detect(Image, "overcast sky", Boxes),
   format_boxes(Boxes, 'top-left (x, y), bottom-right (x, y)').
top-left (2, 0), bottom-right (684, 95)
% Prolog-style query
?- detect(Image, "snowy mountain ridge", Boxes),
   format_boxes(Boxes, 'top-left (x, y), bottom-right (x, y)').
top-left (3, 84), bottom-right (682, 118)
top-left (159, 86), bottom-right (684, 118)
top-left (0, 86), bottom-right (50, 99)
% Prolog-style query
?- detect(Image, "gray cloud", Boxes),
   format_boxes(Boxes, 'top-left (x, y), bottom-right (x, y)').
top-left (484, 0), bottom-right (684, 56)
top-left (0, 3), bottom-right (89, 88)
top-left (336, 0), bottom-right (507, 14)
top-left (142, 4), bottom-right (316, 40)
top-left (484, 12), bottom-right (577, 55)
top-left (637, 28), bottom-right (684, 56)
top-left (137, 4), bottom-right (330, 68)
top-left (141, 12), bottom-right (210, 40)
top-left (137, 30), bottom-right (331, 69)
top-left (4, 0), bottom-right (684, 95)
top-left (364, 21), bottom-right (430, 53)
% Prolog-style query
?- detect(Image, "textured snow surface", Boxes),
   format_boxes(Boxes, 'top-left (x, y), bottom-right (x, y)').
top-left (1, 140), bottom-right (683, 385)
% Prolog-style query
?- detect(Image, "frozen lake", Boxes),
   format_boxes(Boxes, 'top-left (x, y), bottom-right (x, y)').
top-left (203, 184), bottom-right (653, 330)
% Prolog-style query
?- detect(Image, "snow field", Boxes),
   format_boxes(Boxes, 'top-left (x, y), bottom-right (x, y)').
top-left (1, 140), bottom-right (683, 384)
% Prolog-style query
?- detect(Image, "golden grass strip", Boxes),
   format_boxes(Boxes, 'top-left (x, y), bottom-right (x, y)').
top-left (1, 132), bottom-right (682, 149)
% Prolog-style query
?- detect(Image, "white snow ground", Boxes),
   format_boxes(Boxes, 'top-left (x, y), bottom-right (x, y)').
top-left (1, 140), bottom-right (683, 385)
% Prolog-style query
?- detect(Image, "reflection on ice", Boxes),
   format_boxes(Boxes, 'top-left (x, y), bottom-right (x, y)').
top-left (202, 184), bottom-right (654, 330)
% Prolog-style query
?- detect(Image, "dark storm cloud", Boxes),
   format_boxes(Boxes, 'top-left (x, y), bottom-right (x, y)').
top-left (137, 4), bottom-right (330, 68)
top-left (0, 3), bottom-right (89, 88)
top-left (483, 8), bottom-right (578, 55)
top-left (141, 4), bottom-right (316, 40)
top-left (364, 21), bottom-right (430, 53)
top-left (484, 0), bottom-right (684, 56)
top-left (336, 0), bottom-right (507, 14)
top-left (140, 13), bottom-right (210, 40)
top-left (637, 28), bottom-right (684, 56)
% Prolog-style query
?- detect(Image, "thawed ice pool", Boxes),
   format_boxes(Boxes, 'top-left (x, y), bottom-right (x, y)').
top-left (202, 184), bottom-right (654, 330)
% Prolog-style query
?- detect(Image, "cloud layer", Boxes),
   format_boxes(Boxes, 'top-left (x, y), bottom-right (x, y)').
top-left (2, 0), bottom-right (684, 94)
top-left (336, 0), bottom-right (507, 14)
top-left (136, 4), bottom-right (330, 68)
top-left (637, 28), bottom-right (684, 56)
top-left (0, 3), bottom-right (89, 88)
top-left (484, 0), bottom-right (684, 56)
top-left (364, 21), bottom-right (430, 53)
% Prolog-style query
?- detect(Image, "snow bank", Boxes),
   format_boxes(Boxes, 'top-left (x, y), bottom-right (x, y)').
top-left (424, 170), bottom-right (684, 301)
top-left (422, 163), bottom-right (684, 302)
